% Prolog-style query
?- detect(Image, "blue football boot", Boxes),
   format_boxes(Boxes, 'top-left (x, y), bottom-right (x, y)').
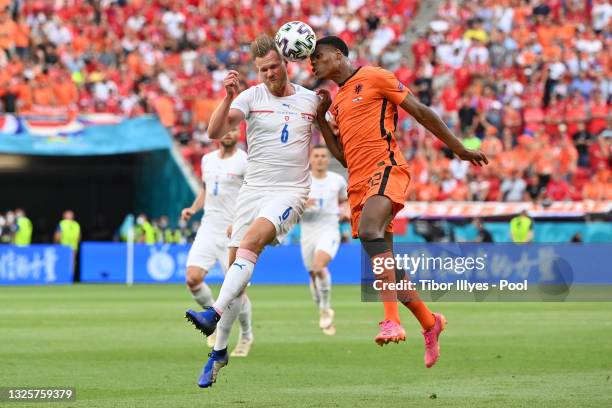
top-left (198, 348), bottom-right (228, 388)
top-left (185, 307), bottom-right (220, 336)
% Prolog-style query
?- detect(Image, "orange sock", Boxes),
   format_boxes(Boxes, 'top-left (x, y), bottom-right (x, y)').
top-left (403, 301), bottom-right (435, 330)
top-left (383, 301), bottom-right (401, 324)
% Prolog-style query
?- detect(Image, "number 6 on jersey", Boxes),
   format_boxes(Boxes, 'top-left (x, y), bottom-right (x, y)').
top-left (280, 124), bottom-right (289, 143)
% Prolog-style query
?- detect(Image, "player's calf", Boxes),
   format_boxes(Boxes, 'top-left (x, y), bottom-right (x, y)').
top-left (308, 272), bottom-right (320, 305)
top-left (312, 267), bottom-right (331, 310)
top-left (186, 267), bottom-right (216, 309)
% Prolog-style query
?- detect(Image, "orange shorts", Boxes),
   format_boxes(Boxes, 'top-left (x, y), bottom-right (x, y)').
top-left (347, 165), bottom-right (410, 238)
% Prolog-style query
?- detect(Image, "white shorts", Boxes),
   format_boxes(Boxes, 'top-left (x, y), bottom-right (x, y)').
top-left (186, 220), bottom-right (229, 272)
top-left (300, 226), bottom-right (341, 271)
top-left (229, 186), bottom-right (308, 247)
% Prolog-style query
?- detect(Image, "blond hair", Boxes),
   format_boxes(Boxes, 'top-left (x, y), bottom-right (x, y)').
top-left (250, 34), bottom-right (280, 59)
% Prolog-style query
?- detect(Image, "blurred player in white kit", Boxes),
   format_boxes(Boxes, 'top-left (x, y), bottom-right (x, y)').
top-left (181, 129), bottom-right (254, 356)
top-left (300, 145), bottom-right (347, 335)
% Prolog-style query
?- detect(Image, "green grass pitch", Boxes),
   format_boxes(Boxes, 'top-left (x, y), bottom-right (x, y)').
top-left (1, 284), bottom-right (611, 407)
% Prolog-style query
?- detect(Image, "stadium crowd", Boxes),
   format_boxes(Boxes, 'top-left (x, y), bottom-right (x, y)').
top-left (117, 213), bottom-right (201, 244)
top-left (0, 209), bottom-right (204, 245)
top-left (0, 208), bottom-right (80, 247)
top-left (399, 0), bottom-right (611, 204)
top-left (0, 0), bottom-right (609, 203)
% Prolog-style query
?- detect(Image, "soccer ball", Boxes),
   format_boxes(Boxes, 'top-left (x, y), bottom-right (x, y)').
top-left (274, 21), bottom-right (316, 62)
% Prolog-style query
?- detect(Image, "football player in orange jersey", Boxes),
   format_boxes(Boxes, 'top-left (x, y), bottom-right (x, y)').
top-left (311, 36), bottom-right (488, 368)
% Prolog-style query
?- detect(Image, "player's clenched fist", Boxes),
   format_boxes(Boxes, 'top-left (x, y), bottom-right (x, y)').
top-left (223, 70), bottom-right (240, 99)
top-left (181, 207), bottom-right (195, 221)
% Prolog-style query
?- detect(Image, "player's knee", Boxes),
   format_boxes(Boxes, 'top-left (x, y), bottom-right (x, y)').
top-left (312, 268), bottom-right (326, 278)
top-left (240, 234), bottom-right (267, 254)
top-left (311, 258), bottom-right (328, 274)
top-left (185, 267), bottom-right (206, 290)
top-left (358, 226), bottom-right (384, 242)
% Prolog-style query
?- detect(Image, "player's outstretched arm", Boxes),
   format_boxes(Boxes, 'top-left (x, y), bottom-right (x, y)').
top-left (399, 93), bottom-right (489, 166)
top-left (208, 70), bottom-right (245, 139)
top-left (315, 89), bottom-right (347, 168)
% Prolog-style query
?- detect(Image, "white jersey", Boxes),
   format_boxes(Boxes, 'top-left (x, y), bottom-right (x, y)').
top-left (230, 83), bottom-right (319, 191)
top-left (301, 171), bottom-right (348, 230)
top-left (201, 148), bottom-right (248, 229)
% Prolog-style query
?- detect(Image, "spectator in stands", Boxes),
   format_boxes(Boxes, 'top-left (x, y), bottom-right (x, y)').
top-left (0, 211), bottom-right (16, 244)
top-left (439, 168), bottom-right (458, 201)
top-left (55, 210), bottom-right (81, 251)
top-left (173, 219), bottom-right (189, 243)
top-left (570, 232), bottom-right (583, 243)
top-left (117, 214), bottom-right (135, 242)
top-left (0, 212), bottom-right (11, 244)
top-left (545, 172), bottom-right (572, 201)
top-left (588, 134), bottom-right (611, 172)
top-left (135, 213), bottom-right (155, 244)
top-left (13, 208), bottom-right (32, 246)
top-left (556, 135), bottom-right (578, 179)
top-left (582, 164), bottom-right (610, 201)
top-left (501, 170), bottom-right (526, 202)
top-left (524, 173), bottom-right (545, 203)
top-left (480, 127), bottom-right (503, 160)
top-left (510, 210), bottom-right (533, 244)
top-left (186, 219), bottom-right (198, 243)
top-left (473, 217), bottom-right (493, 243)
top-left (449, 155), bottom-right (469, 181)
top-left (571, 123), bottom-right (593, 169)
top-left (458, 95), bottom-right (477, 134)
top-left (589, 90), bottom-right (608, 135)
top-left (468, 172), bottom-right (490, 201)
top-left (55, 209), bottom-right (81, 278)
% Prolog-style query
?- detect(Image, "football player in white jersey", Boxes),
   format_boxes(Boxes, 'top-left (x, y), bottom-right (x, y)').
top-left (181, 129), bottom-right (254, 355)
top-left (185, 35), bottom-right (326, 388)
top-left (300, 145), bottom-right (347, 336)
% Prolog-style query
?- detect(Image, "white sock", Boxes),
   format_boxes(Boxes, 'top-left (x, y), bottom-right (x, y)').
top-left (238, 294), bottom-right (253, 340)
top-left (191, 283), bottom-right (214, 308)
top-left (213, 257), bottom-right (255, 313)
top-left (315, 269), bottom-right (331, 311)
top-left (309, 274), bottom-right (321, 306)
top-left (214, 296), bottom-right (243, 351)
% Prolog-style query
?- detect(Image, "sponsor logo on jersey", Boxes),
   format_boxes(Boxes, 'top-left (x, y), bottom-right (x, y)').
top-left (352, 97), bottom-right (363, 103)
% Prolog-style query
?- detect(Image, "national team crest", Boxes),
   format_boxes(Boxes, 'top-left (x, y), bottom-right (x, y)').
top-left (285, 116), bottom-right (290, 122)
top-left (355, 83), bottom-right (363, 94)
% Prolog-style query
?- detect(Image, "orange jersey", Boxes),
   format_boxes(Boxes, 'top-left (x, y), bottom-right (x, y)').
top-left (331, 66), bottom-right (410, 186)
